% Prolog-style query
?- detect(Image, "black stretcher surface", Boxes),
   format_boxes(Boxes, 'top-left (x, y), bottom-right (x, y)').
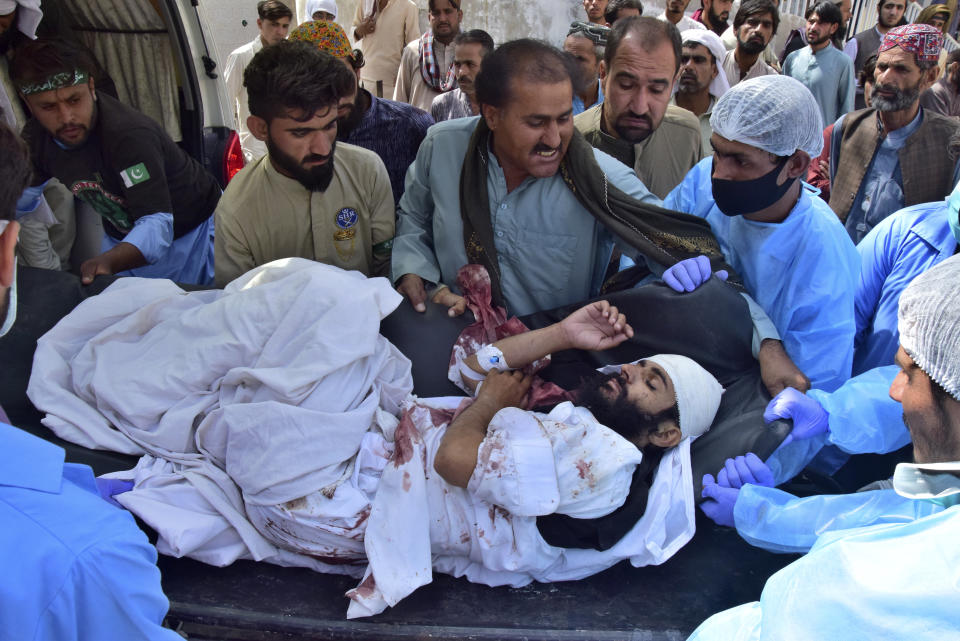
top-left (3, 268), bottom-right (804, 639)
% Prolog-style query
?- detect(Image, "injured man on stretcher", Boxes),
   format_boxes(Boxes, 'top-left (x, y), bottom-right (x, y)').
top-left (26, 260), bottom-right (722, 618)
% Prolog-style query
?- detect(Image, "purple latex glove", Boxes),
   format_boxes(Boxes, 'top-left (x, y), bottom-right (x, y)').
top-left (662, 255), bottom-right (729, 293)
top-left (717, 453), bottom-right (775, 489)
top-left (95, 477), bottom-right (134, 509)
top-left (700, 473), bottom-right (739, 527)
top-left (763, 387), bottom-right (829, 447)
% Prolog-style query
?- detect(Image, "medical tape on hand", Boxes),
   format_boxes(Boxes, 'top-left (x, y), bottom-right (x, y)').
top-left (459, 345), bottom-right (510, 382)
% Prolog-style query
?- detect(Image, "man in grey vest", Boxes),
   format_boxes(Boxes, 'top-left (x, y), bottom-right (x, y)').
top-left (830, 24), bottom-right (960, 243)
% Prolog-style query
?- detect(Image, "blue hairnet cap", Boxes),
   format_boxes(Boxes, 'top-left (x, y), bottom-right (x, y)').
top-left (898, 253), bottom-right (960, 401)
top-left (710, 75), bottom-right (824, 158)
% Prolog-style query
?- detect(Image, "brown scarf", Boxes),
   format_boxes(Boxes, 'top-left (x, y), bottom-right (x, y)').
top-left (458, 118), bottom-right (738, 307)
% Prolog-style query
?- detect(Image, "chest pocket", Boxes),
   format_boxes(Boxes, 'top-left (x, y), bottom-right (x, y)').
top-left (507, 229), bottom-right (580, 298)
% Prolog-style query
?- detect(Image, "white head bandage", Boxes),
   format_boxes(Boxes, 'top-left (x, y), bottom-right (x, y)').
top-left (710, 74), bottom-right (824, 157)
top-left (679, 29), bottom-right (730, 100)
top-left (646, 354), bottom-right (723, 440)
top-left (897, 253), bottom-right (960, 401)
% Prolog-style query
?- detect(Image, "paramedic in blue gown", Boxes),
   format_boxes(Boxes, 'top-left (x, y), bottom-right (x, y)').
top-left (660, 74), bottom-right (859, 393)
top-left (692, 254), bottom-right (960, 641)
top-left (0, 121), bottom-right (180, 640)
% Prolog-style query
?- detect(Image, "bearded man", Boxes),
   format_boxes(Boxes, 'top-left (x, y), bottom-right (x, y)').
top-left (213, 41), bottom-right (395, 286)
top-left (828, 24), bottom-right (960, 243)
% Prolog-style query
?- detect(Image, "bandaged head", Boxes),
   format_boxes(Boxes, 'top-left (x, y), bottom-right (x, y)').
top-left (679, 29), bottom-right (730, 99)
top-left (879, 23), bottom-right (944, 66)
top-left (646, 354), bottom-right (723, 440)
top-left (288, 20), bottom-right (351, 59)
top-left (897, 253), bottom-right (960, 401)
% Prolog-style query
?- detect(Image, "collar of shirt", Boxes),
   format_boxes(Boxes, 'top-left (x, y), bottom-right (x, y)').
top-left (878, 106), bottom-right (924, 145)
top-left (913, 201), bottom-right (959, 253)
top-left (0, 422), bottom-right (66, 493)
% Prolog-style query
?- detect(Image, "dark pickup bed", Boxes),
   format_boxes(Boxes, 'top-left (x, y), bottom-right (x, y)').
top-left (2, 267), bottom-right (902, 640)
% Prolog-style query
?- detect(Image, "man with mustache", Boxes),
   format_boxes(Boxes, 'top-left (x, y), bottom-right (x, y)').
top-left (721, 0), bottom-right (779, 87)
top-left (657, 0), bottom-right (707, 33)
top-left (431, 29), bottom-right (494, 122)
top-left (583, 0), bottom-right (610, 25)
top-left (829, 24), bottom-right (960, 243)
top-left (575, 17), bottom-right (702, 199)
top-left (391, 38), bottom-right (806, 396)
top-left (783, 1), bottom-right (855, 126)
top-left (690, 254), bottom-right (960, 641)
top-left (692, 0), bottom-right (731, 36)
top-left (671, 29), bottom-right (730, 156)
top-left (563, 21), bottom-right (609, 115)
top-left (13, 39), bottom-right (219, 286)
top-left (394, 0), bottom-right (462, 112)
top-left (213, 41), bottom-right (396, 286)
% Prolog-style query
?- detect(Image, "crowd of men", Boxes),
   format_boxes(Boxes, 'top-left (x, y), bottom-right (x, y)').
top-left (2, 0), bottom-right (960, 636)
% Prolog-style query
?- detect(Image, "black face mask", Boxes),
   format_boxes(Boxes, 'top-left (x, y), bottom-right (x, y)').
top-left (711, 155), bottom-right (795, 217)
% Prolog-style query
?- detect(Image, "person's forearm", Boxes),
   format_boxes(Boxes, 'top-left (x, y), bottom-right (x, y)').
top-left (101, 242), bottom-right (148, 273)
top-left (464, 322), bottom-right (570, 375)
top-left (433, 397), bottom-right (500, 487)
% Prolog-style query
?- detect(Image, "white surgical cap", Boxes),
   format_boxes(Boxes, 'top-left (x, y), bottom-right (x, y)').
top-left (0, 0), bottom-right (42, 39)
top-left (710, 75), bottom-right (824, 157)
top-left (647, 354), bottom-right (723, 440)
top-left (898, 254), bottom-right (960, 401)
top-left (679, 29), bottom-right (730, 99)
top-left (306, 0), bottom-right (338, 21)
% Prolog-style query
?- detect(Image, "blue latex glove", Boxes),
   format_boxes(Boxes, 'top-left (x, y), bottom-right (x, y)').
top-left (95, 477), bottom-right (134, 509)
top-left (700, 473), bottom-right (740, 527)
top-left (764, 387), bottom-right (829, 447)
top-left (717, 453), bottom-right (775, 489)
top-left (662, 255), bottom-right (728, 293)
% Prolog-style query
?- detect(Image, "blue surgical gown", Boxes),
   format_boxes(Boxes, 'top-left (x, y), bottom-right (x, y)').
top-left (853, 200), bottom-right (957, 375)
top-left (665, 158), bottom-right (859, 391)
top-left (689, 491), bottom-right (959, 640)
top-left (765, 365), bottom-right (910, 485)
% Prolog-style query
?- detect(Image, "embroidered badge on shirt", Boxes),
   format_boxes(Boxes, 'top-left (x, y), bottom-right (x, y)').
top-left (334, 207), bottom-right (358, 262)
top-left (120, 163), bottom-right (151, 188)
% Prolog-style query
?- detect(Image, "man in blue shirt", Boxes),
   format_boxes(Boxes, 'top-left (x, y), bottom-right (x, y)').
top-left (0, 121), bottom-right (179, 640)
top-left (692, 254), bottom-right (960, 641)
top-left (854, 182), bottom-right (960, 375)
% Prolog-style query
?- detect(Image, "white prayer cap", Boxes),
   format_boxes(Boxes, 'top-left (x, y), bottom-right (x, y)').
top-left (710, 74), bottom-right (824, 157)
top-left (647, 354), bottom-right (723, 440)
top-left (306, 0), bottom-right (338, 20)
top-left (897, 254), bottom-right (960, 401)
top-left (0, 0), bottom-right (42, 39)
top-left (679, 29), bottom-right (730, 99)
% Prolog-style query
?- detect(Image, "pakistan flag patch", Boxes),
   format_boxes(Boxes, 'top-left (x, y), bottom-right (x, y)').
top-left (120, 162), bottom-right (151, 188)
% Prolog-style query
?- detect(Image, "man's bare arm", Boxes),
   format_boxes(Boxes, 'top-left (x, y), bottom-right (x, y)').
top-left (434, 370), bottom-right (533, 487)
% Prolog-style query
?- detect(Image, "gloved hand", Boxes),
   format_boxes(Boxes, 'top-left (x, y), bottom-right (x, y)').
top-left (662, 255), bottom-right (728, 293)
top-left (95, 477), bottom-right (134, 509)
top-left (700, 473), bottom-right (740, 527)
top-left (717, 453), bottom-right (775, 489)
top-left (764, 386), bottom-right (829, 447)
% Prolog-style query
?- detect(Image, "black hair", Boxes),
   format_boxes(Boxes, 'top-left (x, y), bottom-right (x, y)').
top-left (732, 0), bottom-right (781, 35)
top-left (244, 40), bottom-right (355, 122)
top-left (604, 16), bottom-right (681, 74)
top-left (475, 39), bottom-right (578, 110)
top-left (428, 0), bottom-right (460, 12)
top-left (604, 0), bottom-right (645, 24)
top-left (805, 1), bottom-right (843, 25)
top-left (257, 0), bottom-right (293, 21)
top-left (948, 49), bottom-right (960, 66)
top-left (0, 121), bottom-right (31, 222)
top-left (453, 29), bottom-right (495, 55)
top-left (859, 52), bottom-right (878, 86)
top-left (10, 38), bottom-right (96, 90)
